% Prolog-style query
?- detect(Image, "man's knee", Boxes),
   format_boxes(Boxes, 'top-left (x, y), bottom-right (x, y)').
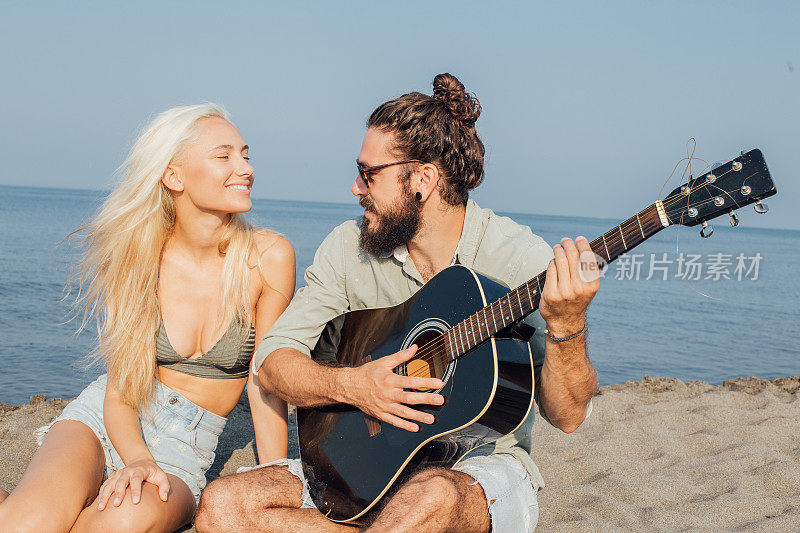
top-left (404, 468), bottom-right (464, 509)
top-left (196, 464), bottom-right (307, 531)
top-left (196, 477), bottom-right (238, 532)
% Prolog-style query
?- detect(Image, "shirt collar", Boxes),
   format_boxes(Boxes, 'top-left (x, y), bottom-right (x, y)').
top-left (456, 199), bottom-right (483, 267)
top-left (391, 239), bottom-right (462, 267)
top-left (392, 244), bottom-right (410, 263)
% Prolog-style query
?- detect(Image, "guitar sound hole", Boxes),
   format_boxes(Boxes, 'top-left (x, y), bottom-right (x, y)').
top-left (405, 330), bottom-right (448, 391)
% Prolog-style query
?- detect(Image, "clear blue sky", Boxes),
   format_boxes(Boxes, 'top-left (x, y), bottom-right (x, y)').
top-left (1, 1), bottom-right (797, 229)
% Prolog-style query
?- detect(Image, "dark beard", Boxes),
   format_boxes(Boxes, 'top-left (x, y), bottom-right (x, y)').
top-left (359, 188), bottom-right (421, 255)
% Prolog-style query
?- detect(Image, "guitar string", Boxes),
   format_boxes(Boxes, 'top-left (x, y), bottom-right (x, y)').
top-left (656, 147), bottom-right (709, 201)
top-left (399, 163), bottom-right (751, 377)
top-left (579, 165), bottom-right (742, 253)
top-left (662, 170), bottom-right (757, 214)
top-left (594, 166), bottom-right (753, 255)
top-left (541, 164), bottom-right (739, 258)
top-left (589, 161), bottom-right (738, 247)
top-left (655, 139), bottom-right (709, 203)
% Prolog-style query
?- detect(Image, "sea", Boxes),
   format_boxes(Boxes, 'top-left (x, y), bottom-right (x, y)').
top-left (1, 185), bottom-right (798, 404)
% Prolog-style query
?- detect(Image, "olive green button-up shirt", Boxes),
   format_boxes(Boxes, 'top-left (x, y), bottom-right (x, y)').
top-left (254, 199), bottom-right (556, 490)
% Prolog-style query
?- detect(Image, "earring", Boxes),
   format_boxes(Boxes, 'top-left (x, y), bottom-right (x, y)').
top-left (416, 192), bottom-right (422, 201)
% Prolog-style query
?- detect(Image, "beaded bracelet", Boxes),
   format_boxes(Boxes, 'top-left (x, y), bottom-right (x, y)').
top-left (544, 322), bottom-right (587, 343)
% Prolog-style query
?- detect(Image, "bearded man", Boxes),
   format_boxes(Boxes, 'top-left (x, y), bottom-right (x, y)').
top-left (195, 73), bottom-right (598, 533)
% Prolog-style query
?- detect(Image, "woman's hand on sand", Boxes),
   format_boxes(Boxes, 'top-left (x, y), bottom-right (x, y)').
top-left (96, 458), bottom-right (170, 510)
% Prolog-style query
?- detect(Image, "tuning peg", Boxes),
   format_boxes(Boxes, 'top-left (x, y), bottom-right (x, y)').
top-left (754, 200), bottom-right (769, 214)
top-left (729, 210), bottom-right (739, 227)
top-left (700, 220), bottom-right (714, 238)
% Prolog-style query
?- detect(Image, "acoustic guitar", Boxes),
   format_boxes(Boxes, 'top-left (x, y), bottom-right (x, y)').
top-left (297, 149), bottom-right (777, 523)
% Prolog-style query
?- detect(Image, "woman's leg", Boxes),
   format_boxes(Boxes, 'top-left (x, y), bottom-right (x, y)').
top-left (0, 420), bottom-right (105, 532)
top-left (70, 473), bottom-right (196, 533)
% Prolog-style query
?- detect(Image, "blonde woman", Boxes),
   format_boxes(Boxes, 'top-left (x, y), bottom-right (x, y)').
top-left (0, 104), bottom-right (295, 532)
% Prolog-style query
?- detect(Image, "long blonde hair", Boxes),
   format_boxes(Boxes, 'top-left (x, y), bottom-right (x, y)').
top-left (72, 104), bottom-right (253, 410)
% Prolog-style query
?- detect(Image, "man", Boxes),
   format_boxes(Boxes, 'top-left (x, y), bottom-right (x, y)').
top-left (196, 73), bottom-right (598, 532)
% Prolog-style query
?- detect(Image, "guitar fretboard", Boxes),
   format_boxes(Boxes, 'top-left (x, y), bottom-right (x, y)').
top-left (443, 203), bottom-right (666, 361)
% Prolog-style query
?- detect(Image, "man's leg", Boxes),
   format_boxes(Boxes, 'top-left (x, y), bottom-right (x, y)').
top-left (367, 454), bottom-right (539, 533)
top-left (365, 467), bottom-right (491, 533)
top-left (197, 455), bottom-right (536, 532)
top-left (195, 464), bottom-right (356, 533)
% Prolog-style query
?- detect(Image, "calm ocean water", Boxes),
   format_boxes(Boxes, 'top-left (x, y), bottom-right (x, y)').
top-left (1, 185), bottom-right (798, 404)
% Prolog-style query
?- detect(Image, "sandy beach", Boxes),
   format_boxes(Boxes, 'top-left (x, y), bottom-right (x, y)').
top-left (1, 375), bottom-right (798, 532)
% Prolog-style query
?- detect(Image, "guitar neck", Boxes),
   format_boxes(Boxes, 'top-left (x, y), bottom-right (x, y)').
top-left (444, 202), bottom-right (667, 361)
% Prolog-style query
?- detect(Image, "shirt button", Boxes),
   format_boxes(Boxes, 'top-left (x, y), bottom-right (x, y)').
top-left (169, 397), bottom-right (178, 405)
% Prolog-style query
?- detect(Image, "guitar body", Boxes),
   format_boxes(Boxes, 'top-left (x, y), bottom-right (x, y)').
top-left (297, 265), bottom-right (535, 523)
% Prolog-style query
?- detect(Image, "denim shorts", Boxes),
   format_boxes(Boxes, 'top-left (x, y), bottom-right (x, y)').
top-left (35, 374), bottom-right (227, 503)
top-left (239, 453), bottom-right (538, 531)
top-left (452, 453), bottom-right (539, 532)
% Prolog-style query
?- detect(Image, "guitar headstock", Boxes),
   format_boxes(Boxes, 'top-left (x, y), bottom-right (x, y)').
top-left (663, 149), bottom-right (776, 229)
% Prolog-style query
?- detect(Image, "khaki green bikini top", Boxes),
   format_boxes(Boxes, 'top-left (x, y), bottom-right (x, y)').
top-left (155, 317), bottom-right (255, 379)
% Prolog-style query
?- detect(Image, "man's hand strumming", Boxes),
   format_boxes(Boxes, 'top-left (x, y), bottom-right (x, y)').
top-left (344, 345), bottom-right (445, 432)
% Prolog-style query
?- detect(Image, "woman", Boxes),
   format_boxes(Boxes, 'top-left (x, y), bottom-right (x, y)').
top-left (0, 104), bottom-right (295, 532)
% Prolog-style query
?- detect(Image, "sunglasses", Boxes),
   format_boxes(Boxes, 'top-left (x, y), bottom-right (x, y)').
top-left (356, 160), bottom-right (423, 189)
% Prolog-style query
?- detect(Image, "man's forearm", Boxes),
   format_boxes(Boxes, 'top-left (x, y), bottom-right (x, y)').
top-left (539, 333), bottom-right (597, 433)
top-left (258, 347), bottom-right (353, 407)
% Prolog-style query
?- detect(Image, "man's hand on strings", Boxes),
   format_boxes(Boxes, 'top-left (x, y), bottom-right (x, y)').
top-left (344, 345), bottom-right (445, 432)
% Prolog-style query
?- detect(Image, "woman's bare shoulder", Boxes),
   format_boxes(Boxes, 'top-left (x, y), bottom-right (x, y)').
top-left (251, 229), bottom-right (295, 265)
top-left (250, 230), bottom-right (295, 302)
top-left (250, 229), bottom-right (295, 297)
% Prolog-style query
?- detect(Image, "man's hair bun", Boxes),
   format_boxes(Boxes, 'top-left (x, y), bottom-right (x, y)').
top-left (432, 73), bottom-right (481, 127)
top-left (367, 73), bottom-right (486, 206)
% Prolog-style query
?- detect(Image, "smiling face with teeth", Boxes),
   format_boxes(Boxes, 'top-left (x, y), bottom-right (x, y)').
top-left (162, 116), bottom-right (255, 215)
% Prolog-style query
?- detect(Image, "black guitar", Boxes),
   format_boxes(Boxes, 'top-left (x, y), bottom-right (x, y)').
top-left (297, 149), bottom-right (777, 523)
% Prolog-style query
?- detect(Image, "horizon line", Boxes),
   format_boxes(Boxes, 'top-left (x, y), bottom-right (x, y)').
top-left (2, 183), bottom-right (796, 233)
